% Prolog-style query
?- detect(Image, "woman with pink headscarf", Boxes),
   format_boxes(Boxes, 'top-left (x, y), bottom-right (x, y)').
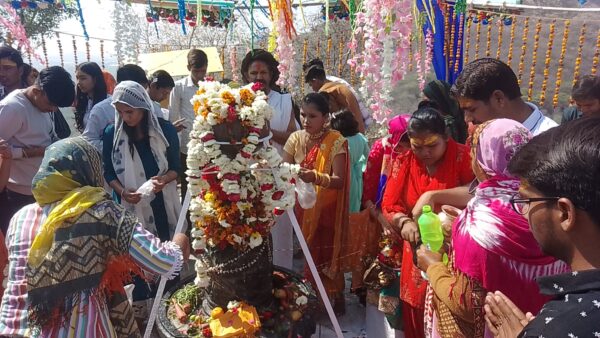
top-left (416, 119), bottom-right (567, 338)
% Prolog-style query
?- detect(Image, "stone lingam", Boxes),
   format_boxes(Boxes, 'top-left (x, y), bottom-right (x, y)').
top-left (158, 81), bottom-right (316, 338)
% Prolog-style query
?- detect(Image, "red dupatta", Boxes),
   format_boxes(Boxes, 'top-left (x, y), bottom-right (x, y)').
top-left (382, 138), bottom-right (474, 308)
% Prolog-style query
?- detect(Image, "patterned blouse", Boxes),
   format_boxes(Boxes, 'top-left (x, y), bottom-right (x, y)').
top-left (0, 203), bottom-right (183, 338)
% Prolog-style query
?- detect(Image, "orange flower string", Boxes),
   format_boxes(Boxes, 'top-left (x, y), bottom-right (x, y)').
top-left (539, 20), bottom-right (556, 106)
top-left (464, 17), bottom-right (472, 65)
top-left (527, 19), bottom-right (542, 101)
top-left (573, 24), bottom-right (587, 88)
top-left (485, 19), bottom-right (492, 57)
top-left (553, 20), bottom-right (570, 108)
top-left (496, 19), bottom-right (504, 59)
top-left (591, 29), bottom-right (600, 76)
top-left (338, 40), bottom-right (344, 76)
top-left (474, 17), bottom-right (482, 60)
top-left (408, 34), bottom-right (414, 72)
top-left (326, 37), bottom-right (332, 72)
top-left (507, 16), bottom-right (517, 67)
top-left (518, 17), bottom-right (529, 86)
top-left (443, 3), bottom-right (450, 57)
top-left (449, 7), bottom-right (457, 71)
top-left (454, 13), bottom-right (464, 73)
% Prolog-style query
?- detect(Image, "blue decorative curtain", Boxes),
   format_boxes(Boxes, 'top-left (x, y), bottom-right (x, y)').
top-left (415, 0), bottom-right (466, 84)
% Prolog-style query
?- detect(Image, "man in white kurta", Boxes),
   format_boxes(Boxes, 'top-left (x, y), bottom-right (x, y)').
top-left (241, 49), bottom-right (299, 270)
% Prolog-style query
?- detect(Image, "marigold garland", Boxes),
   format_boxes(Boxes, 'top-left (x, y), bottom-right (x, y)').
top-left (454, 13), bottom-right (464, 73)
top-left (527, 19), bottom-right (542, 101)
top-left (591, 29), bottom-right (600, 76)
top-left (485, 18), bottom-right (492, 57)
top-left (41, 36), bottom-right (48, 67)
top-left (443, 3), bottom-right (450, 57)
top-left (56, 32), bottom-right (64, 68)
top-left (220, 46), bottom-right (225, 80)
top-left (539, 20), bottom-right (555, 106)
top-left (464, 16), bottom-right (472, 65)
top-left (408, 35), bottom-right (414, 72)
top-left (301, 39), bottom-right (308, 97)
top-left (507, 16), bottom-right (517, 67)
top-left (474, 17), bottom-right (482, 60)
top-left (573, 24), bottom-right (586, 88)
top-left (517, 17), bottom-right (529, 86)
top-left (449, 7), bottom-right (457, 71)
top-left (337, 40), bottom-right (344, 75)
top-left (553, 20), bottom-right (570, 108)
top-left (326, 37), bottom-right (332, 72)
top-left (496, 19), bottom-right (503, 59)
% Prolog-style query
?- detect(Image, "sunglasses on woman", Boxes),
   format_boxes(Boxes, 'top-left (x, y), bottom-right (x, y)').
top-left (509, 193), bottom-right (560, 215)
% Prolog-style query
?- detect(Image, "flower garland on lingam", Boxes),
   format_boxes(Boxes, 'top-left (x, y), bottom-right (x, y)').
top-left (186, 80), bottom-right (298, 284)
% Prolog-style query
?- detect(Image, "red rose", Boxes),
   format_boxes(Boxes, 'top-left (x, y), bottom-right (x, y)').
top-left (260, 183), bottom-right (273, 191)
top-left (200, 133), bottom-right (215, 142)
top-left (228, 194), bottom-right (241, 202)
top-left (240, 151), bottom-right (252, 159)
top-left (202, 326), bottom-right (213, 337)
top-left (272, 191), bottom-right (284, 201)
top-left (274, 208), bottom-right (285, 216)
top-left (205, 76), bottom-right (215, 82)
top-left (251, 82), bottom-right (264, 92)
top-left (222, 173), bottom-right (240, 180)
top-left (227, 105), bottom-right (237, 122)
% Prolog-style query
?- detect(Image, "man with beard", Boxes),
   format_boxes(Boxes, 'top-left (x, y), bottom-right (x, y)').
top-left (484, 117), bottom-right (600, 338)
top-left (241, 49), bottom-right (299, 154)
top-left (241, 49), bottom-right (299, 270)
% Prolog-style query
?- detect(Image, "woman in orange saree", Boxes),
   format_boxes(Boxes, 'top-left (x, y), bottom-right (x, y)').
top-left (382, 106), bottom-right (474, 338)
top-left (282, 93), bottom-right (350, 314)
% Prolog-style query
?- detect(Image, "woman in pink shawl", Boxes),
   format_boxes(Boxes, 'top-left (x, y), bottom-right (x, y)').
top-left (416, 119), bottom-right (568, 338)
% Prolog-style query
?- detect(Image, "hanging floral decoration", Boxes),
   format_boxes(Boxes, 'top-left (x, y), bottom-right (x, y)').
top-left (591, 29), bottom-right (600, 76)
top-left (348, 0), bottom-right (414, 123)
top-left (270, 0), bottom-right (297, 90)
top-left (187, 81), bottom-right (298, 258)
top-left (56, 32), bottom-right (64, 67)
top-left (527, 19), bottom-right (542, 101)
top-left (517, 17), bottom-right (530, 85)
top-left (572, 24), bottom-right (586, 88)
top-left (539, 20), bottom-right (556, 106)
top-left (113, 1), bottom-right (141, 65)
top-left (0, 3), bottom-right (43, 64)
top-left (553, 20), bottom-right (570, 108)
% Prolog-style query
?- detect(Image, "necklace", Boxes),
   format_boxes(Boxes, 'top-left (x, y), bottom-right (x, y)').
top-left (308, 128), bottom-right (327, 140)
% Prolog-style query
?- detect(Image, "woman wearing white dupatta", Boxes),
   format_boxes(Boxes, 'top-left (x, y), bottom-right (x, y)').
top-left (102, 81), bottom-right (185, 241)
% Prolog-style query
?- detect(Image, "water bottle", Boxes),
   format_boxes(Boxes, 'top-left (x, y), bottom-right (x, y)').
top-left (418, 205), bottom-right (447, 279)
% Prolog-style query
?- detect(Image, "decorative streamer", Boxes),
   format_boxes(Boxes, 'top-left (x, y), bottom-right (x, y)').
top-left (507, 16), bottom-right (517, 67)
top-left (539, 20), bottom-right (555, 106)
top-left (527, 19), bottom-right (542, 101)
top-left (474, 18), bottom-right (482, 60)
top-left (56, 32), bottom-right (64, 68)
top-left (0, 3), bottom-right (43, 64)
top-left (485, 19), bottom-right (492, 57)
top-left (338, 40), bottom-right (344, 76)
top-left (553, 20), bottom-right (570, 108)
top-left (326, 37), bottom-right (332, 72)
top-left (75, 0), bottom-right (89, 40)
top-left (196, 0), bottom-right (202, 26)
top-left (464, 17), bottom-right (472, 65)
top-left (100, 40), bottom-right (105, 69)
top-left (591, 29), bottom-right (600, 76)
top-left (72, 35), bottom-right (78, 67)
top-left (454, 13), bottom-right (464, 73)
top-left (517, 17), bottom-right (530, 86)
top-left (573, 24), bottom-right (586, 89)
top-left (41, 36), bottom-right (48, 67)
top-left (177, 0), bottom-right (187, 35)
top-left (496, 19), bottom-right (503, 59)
top-left (443, 3), bottom-right (450, 57)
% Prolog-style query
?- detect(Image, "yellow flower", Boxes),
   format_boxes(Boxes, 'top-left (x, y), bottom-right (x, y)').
top-left (221, 91), bottom-right (236, 105)
top-left (211, 307), bottom-right (224, 319)
top-left (204, 192), bottom-right (217, 203)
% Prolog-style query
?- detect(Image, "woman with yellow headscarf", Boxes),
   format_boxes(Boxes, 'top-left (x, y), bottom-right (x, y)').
top-left (0, 136), bottom-right (190, 338)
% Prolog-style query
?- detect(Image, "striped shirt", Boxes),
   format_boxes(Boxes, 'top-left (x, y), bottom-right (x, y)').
top-left (0, 203), bottom-right (183, 337)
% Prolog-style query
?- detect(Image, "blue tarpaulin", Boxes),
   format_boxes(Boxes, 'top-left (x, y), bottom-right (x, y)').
top-left (415, 0), bottom-right (466, 84)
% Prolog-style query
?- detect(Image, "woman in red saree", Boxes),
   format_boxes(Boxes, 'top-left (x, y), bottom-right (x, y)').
top-left (282, 93), bottom-right (349, 314)
top-left (382, 106), bottom-right (474, 338)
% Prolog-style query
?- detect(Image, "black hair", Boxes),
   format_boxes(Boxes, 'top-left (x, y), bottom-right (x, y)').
top-left (21, 63), bottom-right (32, 85)
top-left (149, 70), bottom-right (175, 89)
top-left (571, 75), bottom-right (600, 102)
top-left (36, 66), bottom-right (75, 107)
top-left (75, 62), bottom-right (107, 132)
top-left (187, 49), bottom-right (208, 68)
top-left (116, 64), bottom-right (148, 86)
top-left (452, 58), bottom-right (522, 102)
top-left (508, 117), bottom-right (600, 227)
top-left (123, 109), bottom-right (150, 157)
top-left (418, 100), bottom-right (441, 111)
top-left (304, 64), bottom-right (326, 83)
top-left (241, 49), bottom-right (280, 87)
top-left (0, 45), bottom-right (23, 67)
top-left (407, 106), bottom-right (447, 136)
top-left (302, 92), bottom-right (330, 116)
top-left (303, 58), bottom-right (324, 71)
top-left (331, 110), bottom-right (359, 137)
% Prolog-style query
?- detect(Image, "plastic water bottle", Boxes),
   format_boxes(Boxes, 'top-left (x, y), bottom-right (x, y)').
top-left (418, 205), bottom-right (447, 279)
top-left (418, 205), bottom-right (444, 253)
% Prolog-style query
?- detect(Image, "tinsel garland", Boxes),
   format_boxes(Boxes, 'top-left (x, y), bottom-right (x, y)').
top-left (113, 1), bottom-right (141, 65)
top-left (348, 0), bottom-right (413, 122)
top-left (177, 0), bottom-right (187, 35)
top-left (274, 0), bottom-right (297, 90)
top-left (553, 20), bottom-right (570, 108)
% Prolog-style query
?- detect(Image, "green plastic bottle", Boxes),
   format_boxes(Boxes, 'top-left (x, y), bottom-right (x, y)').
top-left (418, 205), bottom-right (444, 253)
